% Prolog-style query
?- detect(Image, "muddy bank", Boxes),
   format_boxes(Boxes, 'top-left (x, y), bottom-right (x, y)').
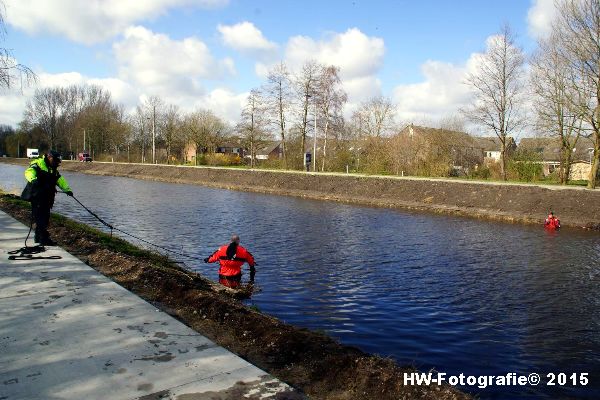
top-left (0, 195), bottom-right (468, 400)
top-left (3, 158), bottom-right (599, 230)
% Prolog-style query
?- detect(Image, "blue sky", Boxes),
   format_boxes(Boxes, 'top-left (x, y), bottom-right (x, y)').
top-left (0, 0), bottom-right (557, 131)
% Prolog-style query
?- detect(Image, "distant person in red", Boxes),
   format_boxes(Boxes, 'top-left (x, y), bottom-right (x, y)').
top-left (204, 234), bottom-right (256, 288)
top-left (544, 211), bottom-right (561, 230)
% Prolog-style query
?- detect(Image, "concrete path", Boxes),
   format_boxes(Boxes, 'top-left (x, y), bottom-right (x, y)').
top-left (0, 210), bottom-right (302, 400)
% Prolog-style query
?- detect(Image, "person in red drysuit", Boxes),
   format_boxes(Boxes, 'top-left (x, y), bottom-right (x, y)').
top-left (204, 234), bottom-right (256, 288)
top-left (544, 211), bottom-right (561, 230)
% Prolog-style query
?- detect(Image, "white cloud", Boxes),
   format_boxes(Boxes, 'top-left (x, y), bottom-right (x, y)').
top-left (391, 33), bottom-right (533, 132)
top-left (341, 76), bottom-right (383, 118)
top-left (0, 94), bottom-right (28, 127)
top-left (527, 0), bottom-right (557, 38)
top-left (202, 88), bottom-right (248, 123)
top-left (0, 25), bottom-right (244, 127)
top-left (113, 26), bottom-right (234, 96)
top-left (393, 60), bottom-right (473, 124)
top-left (284, 28), bottom-right (384, 80)
top-left (4, 0), bottom-right (229, 44)
top-left (218, 22), bottom-right (278, 56)
top-left (256, 28), bottom-right (385, 119)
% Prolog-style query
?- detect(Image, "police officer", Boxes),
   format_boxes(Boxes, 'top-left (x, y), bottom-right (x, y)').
top-left (24, 150), bottom-right (73, 245)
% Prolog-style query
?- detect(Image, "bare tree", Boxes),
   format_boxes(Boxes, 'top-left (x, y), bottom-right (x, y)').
top-left (294, 61), bottom-right (320, 168)
top-left (316, 65), bottom-right (347, 171)
top-left (22, 84), bottom-right (125, 159)
top-left (351, 96), bottom-right (396, 138)
top-left (530, 31), bottom-right (583, 184)
top-left (0, 2), bottom-right (35, 90)
top-left (462, 24), bottom-right (526, 180)
top-left (142, 96), bottom-right (164, 163)
top-left (264, 62), bottom-right (292, 167)
top-left (24, 87), bottom-right (67, 150)
top-left (238, 89), bottom-right (269, 168)
top-left (162, 104), bottom-right (182, 164)
top-left (553, 0), bottom-right (600, 188)
top-left (183, 109), bottom-right (225, 166)
top-left (133, 105), bottom-right (149, 163)
top-left (438, 115), bottom-right (468, 133)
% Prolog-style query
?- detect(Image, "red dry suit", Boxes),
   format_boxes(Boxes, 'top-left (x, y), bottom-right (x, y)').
top-left (544, 215), bottom-right (561, 230)
top-left (207, 244), bottom-right (255, 277)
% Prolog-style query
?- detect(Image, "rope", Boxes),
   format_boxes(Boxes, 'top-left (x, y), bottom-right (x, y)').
top-left (7, 202), bottom-right (63, 261)
top-left (66, 193), bottom-right (203, 264)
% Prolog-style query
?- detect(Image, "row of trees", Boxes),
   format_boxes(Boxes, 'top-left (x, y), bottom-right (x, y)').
top-left (1, 0), bottom-right (599, 187)
top-left (530, 0), bottom-right (600, 188)
top-left (3, 60), bottom-right (396, 171)
top-left (462, 0), bottom-right (599, 188)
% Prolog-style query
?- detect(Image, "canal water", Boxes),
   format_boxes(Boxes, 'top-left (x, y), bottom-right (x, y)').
top-left (2, 163), bottom-right (599, 399)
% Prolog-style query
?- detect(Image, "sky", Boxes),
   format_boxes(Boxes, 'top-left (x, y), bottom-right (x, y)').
top-left (0, 0), bottom-right (558, 132)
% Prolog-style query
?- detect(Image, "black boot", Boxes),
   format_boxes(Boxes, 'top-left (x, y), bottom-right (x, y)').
top-left (39, 230), bottom-right (56, 246)
top-left (42, 237), bottom-right (57, 246)
top-left (34, 227), bottom-right (42, 244)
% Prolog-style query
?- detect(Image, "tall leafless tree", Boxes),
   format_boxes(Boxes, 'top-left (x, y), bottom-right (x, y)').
top-left (238, 89), bottom-right (269, 168)
top-left (316, 65), bottom-right (347, 171)
top-left (142, 96), bottom-right (164, 163)
top-left (294, 61), bottom-right (320, 169)
top-left (24, 87), bottom-right (67, 150)
top-left (553, 0), bottom-right (600, 188)
top-left (183, 109), bottom-right (225, 166)
top-left (530, 31), bottom-right (583, 184)
top-left (163, 104), bottom-right (182, 164)
top-left (0, 2), bottom-right (35, 90)
top-left (462, 24), bottom-right (526, 181)
top-left (264, 62), bottom-right (292, 167)
top-left (352, 96), bottom-right (396, 138)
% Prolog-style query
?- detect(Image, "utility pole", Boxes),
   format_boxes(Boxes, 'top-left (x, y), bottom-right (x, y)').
top-left (152, 104), bottom-right (156, 164)
top-left (313, 98), bottom-right (317, 172)
top-left (83, 129), bottom-right (86, 151)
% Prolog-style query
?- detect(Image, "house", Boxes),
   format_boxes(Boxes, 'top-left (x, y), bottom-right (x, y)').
top-left (183, 137), bottom-right (246, 163)
top-left (254, 141), bottom-right (283, 160)
top-left (396, 124), bottom-right (486, 169)
top-left (570, 160), bottom-right (592, 181)
top-left (473, 136), bottom-right (516, 164)
top-left (518, 136), bottom-right (594, 179)
top-left (215, 141), bottom-right (244, 156)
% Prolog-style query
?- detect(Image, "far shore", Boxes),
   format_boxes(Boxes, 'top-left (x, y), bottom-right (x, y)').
top-left (2, 157), bottom-right (599, 230)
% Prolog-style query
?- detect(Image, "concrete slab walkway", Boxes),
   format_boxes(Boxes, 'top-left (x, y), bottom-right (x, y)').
top-left (0, 210), bottom-right (302, 400)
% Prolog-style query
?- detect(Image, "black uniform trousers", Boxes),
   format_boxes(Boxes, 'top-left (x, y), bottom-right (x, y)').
top-left (32, 199), bottom-right (52, 243)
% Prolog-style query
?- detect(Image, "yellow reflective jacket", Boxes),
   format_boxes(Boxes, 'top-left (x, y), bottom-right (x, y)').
top-left (25, 157), bottom-right (71, 202)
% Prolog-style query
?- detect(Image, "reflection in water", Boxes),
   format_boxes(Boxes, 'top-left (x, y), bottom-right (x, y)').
top-left (1, 163), bottom-right (599, 399)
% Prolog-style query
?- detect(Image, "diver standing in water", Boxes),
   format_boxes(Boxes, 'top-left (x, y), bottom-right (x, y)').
top-left (544, 211), bottom-right (561, 230)
top-left (204, 234), bottom-right (256, 288)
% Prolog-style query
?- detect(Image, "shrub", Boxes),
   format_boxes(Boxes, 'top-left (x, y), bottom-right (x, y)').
top-left (205, 153), bottom-right (242, 166)
top-left (469, 165), bottom-right (491, 179)
top-left (507, 149), bottom-right (544, 182)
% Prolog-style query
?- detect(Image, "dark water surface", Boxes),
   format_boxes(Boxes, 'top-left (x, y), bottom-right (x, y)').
top-left (2, 163), bottom-right (599, 399)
